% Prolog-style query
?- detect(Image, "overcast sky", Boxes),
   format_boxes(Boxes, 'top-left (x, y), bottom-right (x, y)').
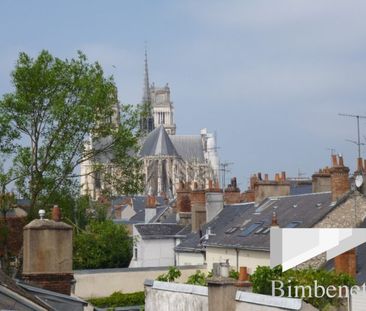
top-left (1, 0), bottom-right (366, 189)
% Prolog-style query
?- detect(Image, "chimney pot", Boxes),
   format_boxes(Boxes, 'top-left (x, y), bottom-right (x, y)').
top-left (332, 154), bottom-right (338, 167)
top-left (258, 172), bottom-right (262, 180)
top-left (338, 154), bottom-right (344, 166)
top-left (231, 177), bottom-right (237, 189)
top-left (52, 205), bottom-right (61, 222)
top-left (275, 173), bottom-right (280, 182)
top-left (271, 211), bottom-right (278, 227)
top-left (281, 171), bottom-right (286, 181)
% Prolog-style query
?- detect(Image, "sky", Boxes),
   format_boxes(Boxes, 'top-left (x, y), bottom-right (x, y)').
top-left (1, 0), bottom-right (366, 189)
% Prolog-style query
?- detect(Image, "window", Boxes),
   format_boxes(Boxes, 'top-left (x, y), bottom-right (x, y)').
top-left (254, 227), bottom-right (266, 234)
top-left (285, 221), bottom-right (302, 228)
top-left (239, 222), bottom-right (264, 237)
top-left (262, 227), bottom-right (270, 234)
top-left (225, 227), bottom-right (238, 234)
top-left (134, 247), bottom-right (138, 260)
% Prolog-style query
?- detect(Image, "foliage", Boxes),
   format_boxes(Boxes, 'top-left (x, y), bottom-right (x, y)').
top-left (250, 266), bottom-right (356, 310)
top-left (0, 192), bottom-right (16, 274)
top-left (73, 220), bottom-right (132, 269)
top-left (186, 270), bottom-right (208, 286)
top-left (88, 291), bottom-right (145, 308)
top-left (0, 50), bottom-right (142, 218)
top-left (229, 269), bottom-right (239, 280)
top-left (156, 266), bottom-right (182, 282)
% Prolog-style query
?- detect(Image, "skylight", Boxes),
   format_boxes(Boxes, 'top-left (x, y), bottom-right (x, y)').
top-left (225, 227), bottom-right (238, 234)
top-left (285, 221), bottom-right (302, 228)
top-left (239, 222), bottom-right (264, 237)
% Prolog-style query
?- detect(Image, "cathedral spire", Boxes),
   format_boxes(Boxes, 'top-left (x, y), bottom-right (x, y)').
top-left (142, 44), bottom-right (151, 103)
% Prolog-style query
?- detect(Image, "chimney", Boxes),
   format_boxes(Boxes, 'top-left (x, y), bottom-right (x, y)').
top-left (330, 154), bottom-right (350, 202)
top-left (254, 172), bottom-right (290, 203)
top-left (271, 211), bottom-right (279, 227)
top-left (312, 167), bottom-right (331, 193)
top-left (332, 154), bottom-right (338, 166)
top-left (334, 249), bottom-right (356, 278)
top-left (264, 174), bottom-right (269, 182)
top-left (145, 195), bottom-right (157, 223)
top-left (208, 179), bottom-right (213, 190)
top-left (275, 173), bottom-right (280, 182)
top-left (176, 181), bottom-right (191, 213)
top-left (281, 171), bottom-right (286, 181)
top-left (258, 172), bottom-right (262, 181)
top-left (357, 157), bottom-right (364, 172)
top-left (224, 177), bottom-right (241, 204)
top-left (22, 210), bottom-right (73, 295)
top-left (191, 187), bottom-right (206, 232)
top-left (207, 261), bottom-right (236, 311)
top-left (52, 205), bottom-right (61, 222)
top-left (206, 192), bottom-right (224, 223)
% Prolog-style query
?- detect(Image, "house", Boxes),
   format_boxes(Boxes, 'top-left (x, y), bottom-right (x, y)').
top-left (129, 223), bottom-right (185, 268)
top-left (176, 155), bottom-right (366, 275)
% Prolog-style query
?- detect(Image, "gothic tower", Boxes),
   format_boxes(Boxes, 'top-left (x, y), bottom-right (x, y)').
top-left (139, 48), bottom-right (154, 134)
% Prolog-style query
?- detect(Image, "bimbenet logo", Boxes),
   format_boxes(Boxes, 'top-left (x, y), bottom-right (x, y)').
top-left (270, 228), bottom-right (366, 298)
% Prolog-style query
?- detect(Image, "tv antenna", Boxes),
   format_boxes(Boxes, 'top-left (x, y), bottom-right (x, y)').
top-left (326, 148), bottom-right (336, 156)
top-left (220, 162), bottom-right (233, 191)
top-left (338, 113), bottom-right (366, 159)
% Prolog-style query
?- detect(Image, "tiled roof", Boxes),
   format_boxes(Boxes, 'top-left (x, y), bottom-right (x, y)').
top-left (176, 192), bottom-right (334, 252)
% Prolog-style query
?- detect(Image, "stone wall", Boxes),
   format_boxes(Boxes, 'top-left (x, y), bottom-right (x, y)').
top-left (74, 265), bottom-right (206, 298)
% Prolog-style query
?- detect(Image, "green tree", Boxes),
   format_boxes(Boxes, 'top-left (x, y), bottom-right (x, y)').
top-left (73, 220), bottom-right (132, 269)
top-left (0, 50), bottom-right (142, 218)
top-left (250, 266), bottom-right (356, 310)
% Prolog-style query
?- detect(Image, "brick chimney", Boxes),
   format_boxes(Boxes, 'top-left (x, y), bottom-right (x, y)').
top-left (254, 172), bottom-right (290, 203)
top-left (334, 249), bottom-right (356, 278)
top-left (22, 207), bottom-right (73, 295)
top-left (224, 177), bottom-right (241, 204)
top-left (191, 187), bottom-right (206, 232)
top-left (312, 167), bottom-right (331, 193)
top-left (145, 195), bottom-right (157, 223)
top-left (330, 154), bottom-right (350, 202)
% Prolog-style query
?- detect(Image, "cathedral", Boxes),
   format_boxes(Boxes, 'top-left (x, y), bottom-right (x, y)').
top-left (80, 50), bottom-right (219, 199)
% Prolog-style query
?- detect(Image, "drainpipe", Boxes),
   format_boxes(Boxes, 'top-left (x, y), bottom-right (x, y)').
top-left (235, 248), bottom-right (239, 271)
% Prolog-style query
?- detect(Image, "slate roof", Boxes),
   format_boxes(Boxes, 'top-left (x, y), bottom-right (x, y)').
top-left (176, 192), bottom-right (334, 253)
top-left (135, 223), bottom-right (185, 239)
top-left (140, 125), bottom-right (179, 157)
top-left (0, 270), bottom-right (53, 310)
top-left (18, 282), bottom-right (87, 311)
top-left (169, 135), bottom-right (205, 163)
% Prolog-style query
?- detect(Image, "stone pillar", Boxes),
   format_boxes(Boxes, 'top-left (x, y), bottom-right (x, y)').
top-left (207, 277), bottom-right (236, 311)
top-left (22, 207), bottom-right (73, 295)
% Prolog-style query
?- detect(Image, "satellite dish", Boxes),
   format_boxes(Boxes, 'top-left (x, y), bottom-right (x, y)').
top-left (355, 175), bottom-right (364, 189)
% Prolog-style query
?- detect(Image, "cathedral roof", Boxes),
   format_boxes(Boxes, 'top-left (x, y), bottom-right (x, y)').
top-left (170, 135), bottom-right (205, 163)
top-left (140, 125), bottom-right (179, 157)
